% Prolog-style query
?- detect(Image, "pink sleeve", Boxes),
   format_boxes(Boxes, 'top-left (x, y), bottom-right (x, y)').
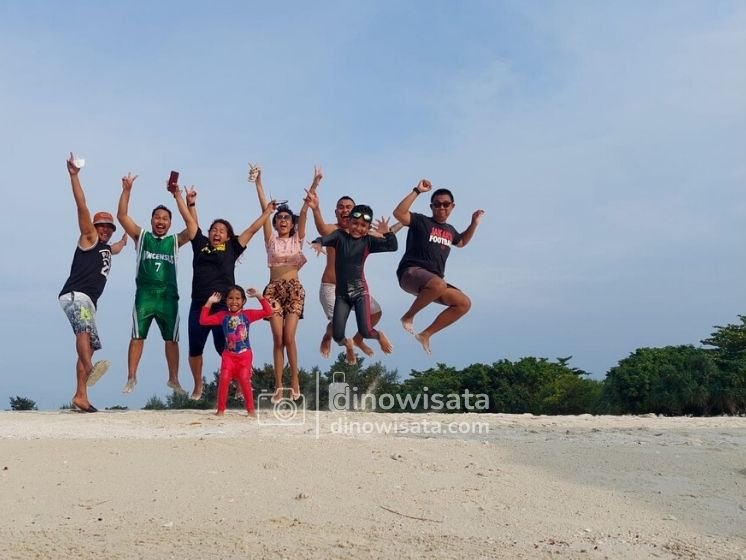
top-left (199, 307), bottom-right (225, 326)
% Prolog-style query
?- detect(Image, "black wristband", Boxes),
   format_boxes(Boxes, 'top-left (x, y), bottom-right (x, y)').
top-left (188, 203), bottom-right (196, 207)
top-left (412, 187), bottom-right (420, 195)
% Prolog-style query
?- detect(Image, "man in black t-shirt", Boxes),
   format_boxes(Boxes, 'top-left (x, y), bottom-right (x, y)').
top-left (59, 153), bottom-right (127, 412)
top-left (393, 180), bottom-right (485, 355)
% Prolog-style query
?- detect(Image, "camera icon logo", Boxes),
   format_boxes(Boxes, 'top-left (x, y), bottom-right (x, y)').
top-left (328, 371), bottom-right (349, 412)
top-left (257, 391), bottom-right (306, 426)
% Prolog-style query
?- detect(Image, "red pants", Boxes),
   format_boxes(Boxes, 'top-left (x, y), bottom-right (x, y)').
top-left (217, 350), bottom-right (254, 413)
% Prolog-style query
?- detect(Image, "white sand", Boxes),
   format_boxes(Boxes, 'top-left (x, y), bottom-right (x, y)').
top-left (0, 411), bottom-right (744, 559)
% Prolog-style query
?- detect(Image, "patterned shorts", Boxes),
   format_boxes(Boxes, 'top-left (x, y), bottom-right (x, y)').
top-left (59, 291), bottom-right (102, 351)
top-left (263, 278), bottom-right (305, 318)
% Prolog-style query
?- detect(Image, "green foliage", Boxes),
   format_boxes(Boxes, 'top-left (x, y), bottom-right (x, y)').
top-left (395, 357), bottom-right (599, 414)
top-left (143, 395), bottom-right (167, 410)
top-left (700, 318), bottom-right (746, 414)
top-left (106, 405), bottom-right (129, 411)
top-left (601, 346), bottom-right (717, 415)
top-left (9, 396), bottom-right (37, 411)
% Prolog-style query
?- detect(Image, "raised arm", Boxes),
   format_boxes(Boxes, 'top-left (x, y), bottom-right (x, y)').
top-left (173, 182), bottom-right (198, 246)
top-left (185, 186), bottom-right (198, 225)
top-left (117, 172), bottom-right (142, 243)
top-left (237, 199), bottom-right (277, 247)
top-left (110, 233), bottom-right (128, 255)
top-left (305, 190), bottom-right (338, 236)
top-left (66, 153), bottom-right (97, 249)
top-left (253, 167), bottom-right (273, 242)
top-left (393, 179), bottom-right (431, 226)
top-left (296, 166), bottom-right (320, 240)
top-left (455, 209), bottom-right (485, 248)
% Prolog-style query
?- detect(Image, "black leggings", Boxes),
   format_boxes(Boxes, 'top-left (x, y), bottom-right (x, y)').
top-left (332, 292), bottom-right (379, 344)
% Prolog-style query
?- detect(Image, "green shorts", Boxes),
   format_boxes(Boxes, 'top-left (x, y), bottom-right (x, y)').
top-left (132, 290), bottom-right (180, 341)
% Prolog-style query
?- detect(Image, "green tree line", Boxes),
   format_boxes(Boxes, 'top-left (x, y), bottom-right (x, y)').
top-left (9, 316), bottom-right (746, 416)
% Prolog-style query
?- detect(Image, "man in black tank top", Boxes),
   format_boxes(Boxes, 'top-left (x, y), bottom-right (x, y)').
top-left (59, 153), bottom-right (127, 412)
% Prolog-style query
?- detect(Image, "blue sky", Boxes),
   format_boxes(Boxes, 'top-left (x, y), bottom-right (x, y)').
top-left (1, 1), bottom-right (744, 410)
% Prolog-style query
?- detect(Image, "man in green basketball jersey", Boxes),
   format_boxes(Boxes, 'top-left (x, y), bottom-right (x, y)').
top-left (117, 172), bottom-right (198, 394)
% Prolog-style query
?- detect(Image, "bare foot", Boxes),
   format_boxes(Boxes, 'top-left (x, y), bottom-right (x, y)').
top-left (216, 411), bottom-right (225, 416)
top-left (320, 333), bottom-right (332, 358)
top-left (344, 339), bottom-right (357, 365)
top-left (167, 380), bottom-right (187, 395)
top-left (377, 331), bottom-right (394, 354)
top-left (247, 411), bottom-right (257, 419)
top-left (122, 378), bottom-right (137, 394)
top-left (400, 315), bottom-right (414, 334)
top-left (415, 332), bottom-right (432, 355)
top-left (190, 382), bottom-right (204, 401)
top-left (271, 387), bottom-right (283, 404)
top-left (353, 333), bottom-right (375, 357)
top-left (291, 382), bottom-right (301, 400)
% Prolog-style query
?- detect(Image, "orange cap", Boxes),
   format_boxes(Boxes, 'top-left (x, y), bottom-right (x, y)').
top-left (93, 211), bottom-right (117, 231)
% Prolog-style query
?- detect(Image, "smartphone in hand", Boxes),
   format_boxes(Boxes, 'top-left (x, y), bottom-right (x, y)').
top-left (168, 170), bottom-right (179, 192)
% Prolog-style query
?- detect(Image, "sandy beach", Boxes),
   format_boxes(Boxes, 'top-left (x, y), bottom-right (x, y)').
top-left (0, 410), bottom-right (744, 559)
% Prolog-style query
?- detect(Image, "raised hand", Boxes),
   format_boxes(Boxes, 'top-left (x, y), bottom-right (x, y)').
top-left (206, 292), bottom-right (222, 306)
top-left (67, 152), bottom-right (81, 176)
top-left (248, 163), bottom-right (261, 183)
top-left (304, 189), bottom-right (319, 209)
top-left (121, 172), bottom-right (138, 191)
top-left (312, 165), bottom-right (323, 185)
top-left (374, 216), bottom-right (391, 233)
top-left (471, 209), bottom-right (485, 224)
top-left (119, 233), bottom-right (128, 246)
top-left (415, 179), bottom-right (432, 193)
top-left (308, 240), bottom-right (326, 256)
top-left (246, 287), bottom-right (260, 299)
top-left (185, 186), bottom-right (197, 205)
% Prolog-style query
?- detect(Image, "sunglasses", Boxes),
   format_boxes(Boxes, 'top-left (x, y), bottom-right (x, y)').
top-left (275, 214), bottom-right (293, 222)
top-left (351, 211), bottom-right (372, 223)
top-left (431, 201), bottom-right (452, 209)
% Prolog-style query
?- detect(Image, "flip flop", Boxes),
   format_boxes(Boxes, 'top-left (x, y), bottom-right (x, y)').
top-left (86, 360), bottom-right (110, 387)
top-left (73, 402), bottom-right (98, 413)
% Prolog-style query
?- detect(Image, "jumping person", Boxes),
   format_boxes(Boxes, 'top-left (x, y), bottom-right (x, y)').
top-left (305, 187), bottom-right (401, 359)
top-left (117, 172), bottom-right (198, 394)
top-left (310, 204), bottom-right (398, 365)
top-left (251, 166), bottom-right (312, 401)
top-left (392, 180), bottom-right (485, 355)
top-left (199, 286), bottom-right (273, 416)
top-left (59, 153), bottom-right (127, 412)
top-left (184, 186), bottom-right (274, 400)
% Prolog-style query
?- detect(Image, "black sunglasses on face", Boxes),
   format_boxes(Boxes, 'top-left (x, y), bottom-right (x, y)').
top-left (431, 201), bottom-right (452, 209)
top-left (351, 211), bottom-right (372, 222)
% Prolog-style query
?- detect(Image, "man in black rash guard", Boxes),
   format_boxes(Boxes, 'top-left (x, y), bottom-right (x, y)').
top-left (311, 204), bottom-right (398, 365)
